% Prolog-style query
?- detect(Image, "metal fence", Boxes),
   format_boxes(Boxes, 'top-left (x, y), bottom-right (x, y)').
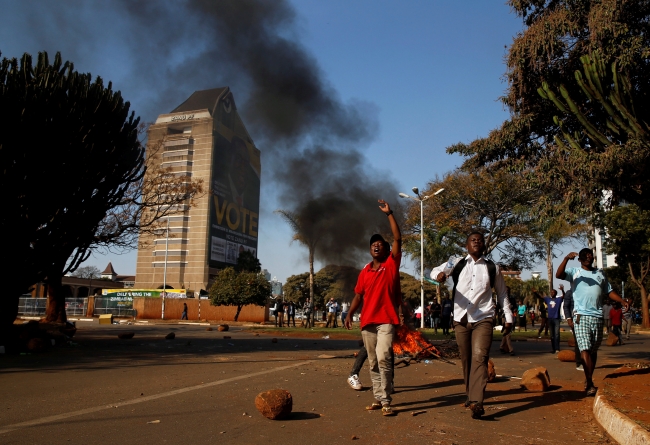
top-left (17, 297), bottom-right (88, 317)
top-left (65, 298), bottom-right (88, 317)
top-left (17, 297), bottom-right (47, 316)
top-left (93, 297), bottom-right (134, 318)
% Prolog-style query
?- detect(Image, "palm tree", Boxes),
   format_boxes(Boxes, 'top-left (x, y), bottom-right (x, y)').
top-left (275, 210), bottom-right (319, 311)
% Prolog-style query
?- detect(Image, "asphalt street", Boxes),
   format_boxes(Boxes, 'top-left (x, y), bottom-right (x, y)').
top-left (0, 321), bottom-right (647, 445)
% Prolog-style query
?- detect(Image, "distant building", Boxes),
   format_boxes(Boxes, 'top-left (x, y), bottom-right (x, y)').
top-left (101, 262), bottom-right (135, 288)
top-left (590, 228), bottom-right (617, 269)
top-left (135, 88), bottom-right (261, 294)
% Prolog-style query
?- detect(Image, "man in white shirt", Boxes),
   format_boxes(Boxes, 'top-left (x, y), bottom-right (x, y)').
top-left (431, 232), bottom-right (513, 419)
top-left (602, 300), bottom-right (612, 334)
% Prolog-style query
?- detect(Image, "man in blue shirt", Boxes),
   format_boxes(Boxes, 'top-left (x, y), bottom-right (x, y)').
top-left (556, 248), bottom-right (628, 396)
top-left (533, 289), bottom-right (563, 353)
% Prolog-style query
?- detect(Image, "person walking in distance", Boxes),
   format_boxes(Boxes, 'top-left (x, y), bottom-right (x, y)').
top-left (345, 199), bottom-right (402, 417)
top-left (440, 296), bottom-right (453, 336)
top-left (602, 299), bottom-right (612, 334)
top-left (276, 301), bottom-right (285, 327)
top-left (500, 287), bottom-right (516, 355)
top-left (340, 301), bottom-right (350, 328)
top-left (325, 298), bottom-right (338, 328)
top-left (286, 301), bottom-right (296, 327)
top-left (181, 302), bottom-right (188, 320)
top-left (431, 232), bottom-right (513, 419)
top-left (430, 300), bottom-right (442, 334)
top-left (610, 302), bottom-right (624, 345)
top-left (556, 248), bottom-right (628, 396)
top-left (537, 296), bottom-right (549, 337)
top-left (303, 298), bottom-right (313, 328)
top-left (622, 299), bottom-right (634, 340)
top-left (534, 288), bottom-right (564, 353)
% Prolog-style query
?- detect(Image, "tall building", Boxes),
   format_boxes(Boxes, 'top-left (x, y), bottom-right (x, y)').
top-left (135, 88), bottom-right (261, 295)
top-left (590, 228), bottom-right (617, 269)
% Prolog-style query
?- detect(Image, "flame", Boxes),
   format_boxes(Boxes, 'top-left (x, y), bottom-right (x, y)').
top-left (392, 324), bottom-right (442, 358)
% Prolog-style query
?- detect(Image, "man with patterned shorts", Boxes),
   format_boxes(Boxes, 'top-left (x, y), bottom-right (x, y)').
top-left (556, 248), bottom-right (628, 396)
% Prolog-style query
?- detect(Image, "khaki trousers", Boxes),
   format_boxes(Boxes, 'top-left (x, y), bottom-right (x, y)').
top-left (361, 324), bottom-right (395, 405)
top-left (454, 315), bottom-right (493, 404)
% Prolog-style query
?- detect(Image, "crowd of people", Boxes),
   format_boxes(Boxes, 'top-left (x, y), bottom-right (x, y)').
top-left (269, 199), bottom-right (640, 418)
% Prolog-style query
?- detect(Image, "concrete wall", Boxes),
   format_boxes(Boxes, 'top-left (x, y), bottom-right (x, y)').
top-left (132, 298), bottom-right (268, 323)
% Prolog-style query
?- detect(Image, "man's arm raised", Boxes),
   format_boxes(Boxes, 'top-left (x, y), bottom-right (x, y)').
top-left (378, 199), bottom-right (401, 257)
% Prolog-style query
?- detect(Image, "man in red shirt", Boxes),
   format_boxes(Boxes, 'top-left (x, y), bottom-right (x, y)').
top-left (345, 199), bottom-right (401, 417)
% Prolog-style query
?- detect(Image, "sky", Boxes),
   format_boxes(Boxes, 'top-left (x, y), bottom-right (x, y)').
top-left (0, 1), bottom-right (588, 287)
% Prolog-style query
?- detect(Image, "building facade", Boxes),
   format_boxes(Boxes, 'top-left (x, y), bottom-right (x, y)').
top-left (135, 88), bottom-right (261, 295)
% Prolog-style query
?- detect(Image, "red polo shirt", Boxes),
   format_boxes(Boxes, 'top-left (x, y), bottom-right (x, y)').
top-left (355, 252), bottom-right (402, 328)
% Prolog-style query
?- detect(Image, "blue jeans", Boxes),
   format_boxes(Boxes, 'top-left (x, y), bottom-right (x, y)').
top-left (549, 318), bottom-right (561, 352)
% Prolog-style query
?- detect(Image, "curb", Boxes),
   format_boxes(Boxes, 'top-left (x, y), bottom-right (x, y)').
top-left (593, 390), bottom-right (650, 445)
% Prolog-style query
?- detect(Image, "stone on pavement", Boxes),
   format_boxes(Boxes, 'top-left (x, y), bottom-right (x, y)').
top-left (521, 367), bottom-right (550, 392)
top-left (165, 332), bottom-right (175, 340)
top-left (567, 336), bottom-right (575, 347)
top-left (206, 327), bottom-right (213, 331)
top-left (118, 332), bottom-right (135, 339)
top-left (255, 389), bottom-right (292, 420)
top-left (558, 350), bottom-right (575, 362)
top-left (218, 325), bottom-right (229, 331)
top-left (605, 333), bottom-right (619, 346)
top-left (271, 338), bottom-right (278, 343)
top-left (26, 337), bottom-right (48, 352)
top-left (487, 359), bottom-right (496, 382)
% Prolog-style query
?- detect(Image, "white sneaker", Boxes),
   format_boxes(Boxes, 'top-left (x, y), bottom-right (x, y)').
top-left (347, 374), bottom-right (362, 390)
top-left (576, 365), bottom-right (584, 371)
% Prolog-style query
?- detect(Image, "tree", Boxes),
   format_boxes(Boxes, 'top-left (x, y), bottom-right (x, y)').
top-left (537, 218), bottom-right (587, 292)
top-left (314, 265), bottom-right (359, 307)
top-left (0, 51), bottom-right (142, 328)
top-left (399, 272), bottom-right (437, 309)
top-left (235, 251), bottom-right (261, 273)
top-left (448, 1), bottom-right (650, 217)
top-left (275, 209), bottom-right (319, 309)
top-left (603, 204), bottom-right (650, 328)
top-left (0, 51), bottom-right (202, 329)
top-left (282, 272), bottom-right (312, 304)
top-left (209, 267), bottom-right (271, 321)
top-left (403, 168), bottom-right (542, 269)
top-left (71, 266), bottom-right (100, 279)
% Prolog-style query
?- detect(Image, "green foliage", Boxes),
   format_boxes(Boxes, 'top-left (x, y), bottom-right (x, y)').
top-left (71, 265), bottom-right (101, 279)
top-left (448, 1), bottom-right (650, 217)
top-left (602, 204), bottom-right (650, 327)
top-left (0, 51), bottom-right (143, 325)
top-left (399, 272), bottom-right (437, 309)
top-left (403, 169), bottom-right (543, 269)
top-left (209, 267), bottom-right (271, 321)
top-left (282, 272), bottom-right (312, 304)
top-left (282, 265), bottom-right (360, 308)
top-left (235, 251), bottom-right (261, 273)
top-left (314, 265), bottom-right (359, 305)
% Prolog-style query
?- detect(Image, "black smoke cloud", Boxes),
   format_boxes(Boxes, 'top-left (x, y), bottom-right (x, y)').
top-left (5, 0), bottom-right (400, 266)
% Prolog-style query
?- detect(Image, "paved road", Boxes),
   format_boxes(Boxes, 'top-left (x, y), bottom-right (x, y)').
top-left (0, 321), bottom-right (647, 444)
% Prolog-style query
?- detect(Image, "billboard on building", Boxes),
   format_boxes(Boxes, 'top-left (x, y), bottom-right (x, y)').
top-left (209, 92), bottom-right (261, 268)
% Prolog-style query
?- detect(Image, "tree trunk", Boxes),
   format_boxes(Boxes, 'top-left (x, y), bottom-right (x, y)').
top-left (546, 239), bottom-right (554, 293)
top-left (436, 284), bottom-right (441, 304)
top-left (0, 292), bottom-right (21, 344)
top-left (234, 304), bottom-right (242, 322)
top-left (309, 248), bottom-right (315, 307)
top-left (45, 275), bottom-right (67, 323)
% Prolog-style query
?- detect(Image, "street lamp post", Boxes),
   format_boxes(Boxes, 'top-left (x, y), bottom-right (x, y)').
top-left (399, 187), bottom-right (444, 328)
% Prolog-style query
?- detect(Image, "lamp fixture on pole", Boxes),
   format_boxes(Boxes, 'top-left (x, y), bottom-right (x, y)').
top-left (398, 187), bottom-right (444, 328)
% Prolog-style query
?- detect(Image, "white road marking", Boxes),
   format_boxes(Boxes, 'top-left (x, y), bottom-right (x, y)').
top-left (0, 360), bottom-right (314, 435)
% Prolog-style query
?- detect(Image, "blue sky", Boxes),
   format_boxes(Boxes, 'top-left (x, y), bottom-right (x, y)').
top-left (1, 1), bottom-right (586, 286)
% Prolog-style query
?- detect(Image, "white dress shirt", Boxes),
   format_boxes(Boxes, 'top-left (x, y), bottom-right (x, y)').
top-left (431, 254), bottom-right (513, 324)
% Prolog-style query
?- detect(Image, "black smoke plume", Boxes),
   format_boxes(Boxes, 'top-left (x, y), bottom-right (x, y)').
top-left (6, 0), bottom-right (400, 266)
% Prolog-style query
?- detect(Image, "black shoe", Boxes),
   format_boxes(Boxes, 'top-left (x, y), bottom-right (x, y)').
top-left (463, 398), bottom-right (471, 408)
top-left (586, 386), bottom-right (597, 396)
top-left (469, 403), bottom-right (484, 419)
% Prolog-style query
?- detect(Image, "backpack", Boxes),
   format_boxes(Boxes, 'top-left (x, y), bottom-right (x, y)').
top-left (450, 257), bottom-right (497, 303)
